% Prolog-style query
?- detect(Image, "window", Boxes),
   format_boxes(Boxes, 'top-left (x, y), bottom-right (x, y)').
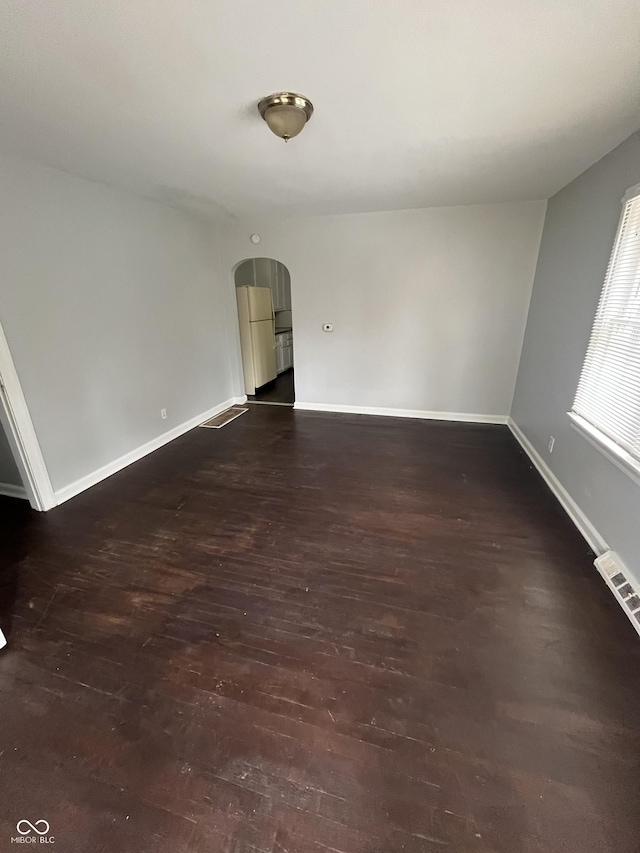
top-left (570, 184), bottom-right (640, 479)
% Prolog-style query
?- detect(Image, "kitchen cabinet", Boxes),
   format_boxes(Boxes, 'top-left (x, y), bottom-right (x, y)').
top-left (272, 264), bottom-right (287, 311)
top-left (282, 268), bottom-right (292, 310)
top-left (275, 330), bottom-right (293, 374)
top-left (282, 342), bottom-right (293, 371)
top-left (234, 260), bottom-right (255, 288)
top-left (244, 258), bottom-right (291, 312)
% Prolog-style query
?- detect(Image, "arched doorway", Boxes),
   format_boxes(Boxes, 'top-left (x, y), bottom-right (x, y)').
top-left (234, 258), bottom-right (294, 405)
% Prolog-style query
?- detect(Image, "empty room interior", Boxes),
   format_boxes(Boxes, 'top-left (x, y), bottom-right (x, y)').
top-left (1, 2), bottom-right (640, 851)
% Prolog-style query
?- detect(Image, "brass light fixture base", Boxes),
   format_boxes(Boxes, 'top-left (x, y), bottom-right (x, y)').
top-left (258, 92), bottom-right (314, 142)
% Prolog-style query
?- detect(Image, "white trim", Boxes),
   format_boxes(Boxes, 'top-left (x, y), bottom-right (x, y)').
top-left (568, 412), bottom-right (640, 488)
top-left (0, 482), bottom-right (28, 500)
top-left (0, 322), bottom-right (56, 511)
top-left (55, 396), bottom-right (245, 505)
top-left (294, 401), bottom-right (507, 424)
top-left (507, 417), bottom-right (608, 555)
top-left (247, 400), bottom-right (294, 407)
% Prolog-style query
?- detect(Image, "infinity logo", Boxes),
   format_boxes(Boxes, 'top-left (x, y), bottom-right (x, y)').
top-left (16, 820), bottom-right (50, 836)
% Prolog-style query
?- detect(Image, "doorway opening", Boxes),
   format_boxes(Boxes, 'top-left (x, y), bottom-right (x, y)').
top-left (0, 416), bottom-right (26, 502)
top-left (234, 258), bottom-right (295, 406)
top-left (0, 321), bottom-right (56, 510)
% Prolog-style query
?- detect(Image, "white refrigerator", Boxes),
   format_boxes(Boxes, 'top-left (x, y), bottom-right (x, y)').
top-left (236, 286), bottom-right (277, 395)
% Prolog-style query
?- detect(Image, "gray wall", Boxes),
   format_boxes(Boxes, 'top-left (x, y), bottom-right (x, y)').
top-left (0, 151), bottom-right (235, 495)
top-left (512, 133), bottom-right (640, 583)
top-left (221, 201), bottom-right (546, 417)
top-left (0, 419), bottom-right (22, 487)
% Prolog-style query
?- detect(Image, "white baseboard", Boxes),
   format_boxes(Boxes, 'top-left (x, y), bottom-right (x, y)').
top-left (55, 396), bottom-right (245, 506)
top-left (0, 482), bottom-right (28, 500)
top-left (294, 402), bottom-right (507, 424)
top-left (507, 417), bottom-right (608, 555)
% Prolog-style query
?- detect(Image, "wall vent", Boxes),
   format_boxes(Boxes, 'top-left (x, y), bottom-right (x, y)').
top-left (594, 551), bottom-right (640, 638)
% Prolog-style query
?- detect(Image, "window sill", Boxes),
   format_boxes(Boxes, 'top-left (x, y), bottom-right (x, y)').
top-left (568, 412), bottom-right (640, 488)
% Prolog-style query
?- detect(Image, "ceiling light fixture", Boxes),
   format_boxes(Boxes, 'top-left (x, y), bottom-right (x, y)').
top-left (258, 92), bottom-right (314, 143)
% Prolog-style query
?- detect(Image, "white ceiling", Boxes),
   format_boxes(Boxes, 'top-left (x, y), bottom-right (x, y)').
top-left (0, 1), bottom-right (638, 219)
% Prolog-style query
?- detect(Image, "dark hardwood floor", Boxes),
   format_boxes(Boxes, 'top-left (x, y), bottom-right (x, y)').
top-left (248, 369), bottom-right (294, 405)
top-left (0, 406), bottom-right (639, 852)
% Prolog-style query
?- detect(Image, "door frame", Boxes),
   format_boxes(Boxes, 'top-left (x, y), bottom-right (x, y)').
top-left (232, 257), bottom-right (296, 404)
top-left (0, 320), bottom-right (56, 510)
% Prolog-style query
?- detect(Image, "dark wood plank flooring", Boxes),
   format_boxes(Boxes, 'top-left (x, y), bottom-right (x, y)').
top-left (0, 406), bottom-right (639, 852)
top-left (248, 369), bottom-right (294, 405)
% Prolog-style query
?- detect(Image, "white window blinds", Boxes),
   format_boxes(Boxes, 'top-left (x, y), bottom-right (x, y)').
top-left (572, 187), bottom-right (640, 465)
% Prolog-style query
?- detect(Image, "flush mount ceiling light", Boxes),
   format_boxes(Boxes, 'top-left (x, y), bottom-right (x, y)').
top-left (258, 92), bottom-right (314, 142)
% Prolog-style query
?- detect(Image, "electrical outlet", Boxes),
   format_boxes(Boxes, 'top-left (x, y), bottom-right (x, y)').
top-left (548, 436), bottom-right (555, 453)
top-left (161, 408), bottom-right (167, 420)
